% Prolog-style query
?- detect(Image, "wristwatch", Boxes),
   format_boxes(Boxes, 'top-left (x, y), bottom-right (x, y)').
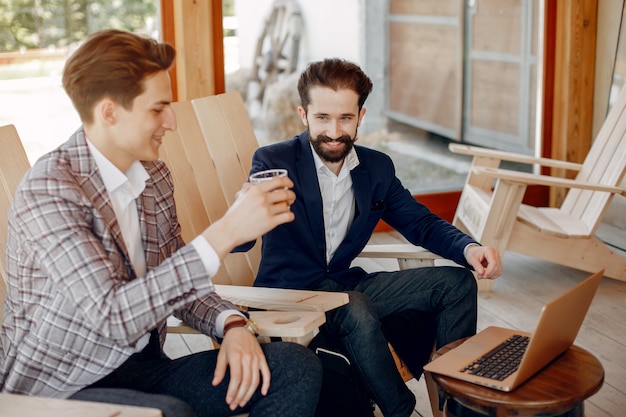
top-left (224, 317), bottom-right (259, 336)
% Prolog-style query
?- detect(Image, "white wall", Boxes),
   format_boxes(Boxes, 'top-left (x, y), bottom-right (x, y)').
top-left (234, 0), bottom-right (363, 71)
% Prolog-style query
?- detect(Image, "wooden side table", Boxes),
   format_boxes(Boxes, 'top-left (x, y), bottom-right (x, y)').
top-left (426, 338), bottom-right (604, 417)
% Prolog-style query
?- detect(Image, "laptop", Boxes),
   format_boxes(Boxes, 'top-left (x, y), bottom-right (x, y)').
top-left (423, 269), bottom-right (603, 392)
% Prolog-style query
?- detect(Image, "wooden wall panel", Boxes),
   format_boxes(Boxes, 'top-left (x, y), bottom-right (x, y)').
top-left (550, 0), bottom-right (598, 206)
top-left (161, 0), bottom-right (225, 102)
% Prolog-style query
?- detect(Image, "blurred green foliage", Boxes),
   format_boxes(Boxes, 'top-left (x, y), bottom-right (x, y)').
top-left (0, 0), bottom-right (158, 52)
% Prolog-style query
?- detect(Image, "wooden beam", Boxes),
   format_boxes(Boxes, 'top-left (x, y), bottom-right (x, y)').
top-left (550, 0), bottom-right (598, 206)
top-left (161, 0), bottom-right (225, 101)
top-left (160, 0), bottom-right (178, 101)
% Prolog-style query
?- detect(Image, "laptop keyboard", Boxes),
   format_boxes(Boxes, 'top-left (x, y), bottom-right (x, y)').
top-left (460, 334), bottom-right (530, 381)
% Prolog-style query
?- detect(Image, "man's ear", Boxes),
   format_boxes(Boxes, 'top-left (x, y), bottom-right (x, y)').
top-left (96, 98), bottom-right (117, 126)
top-left (357, 107), bottom-right (367, 127)
top-left (297, 106), bottom-right (308, 126)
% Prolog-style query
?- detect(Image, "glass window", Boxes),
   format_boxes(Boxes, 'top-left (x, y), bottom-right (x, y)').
top-left (0, 0), bottom-right (160, 164)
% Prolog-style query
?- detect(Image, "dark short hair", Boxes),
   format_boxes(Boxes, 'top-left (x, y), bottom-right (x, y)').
top-left (62, 29), bottom-right (176, 124)
top-left (297, 58), bottom-right (373, 112)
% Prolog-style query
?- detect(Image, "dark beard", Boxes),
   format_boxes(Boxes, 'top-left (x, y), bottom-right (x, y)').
top-left (309, 133), bottom-right (356, 163)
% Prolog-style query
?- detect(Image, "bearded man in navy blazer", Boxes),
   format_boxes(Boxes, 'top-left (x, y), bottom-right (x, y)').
top-left (245, 58), bottom-right (502, 417)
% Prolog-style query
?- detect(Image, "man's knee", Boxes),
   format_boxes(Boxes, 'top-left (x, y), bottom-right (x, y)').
top-left (443, 267), bottom-right (477, 298)
top-left (263, 341), bottom-right (323, 383)
top-left (461, 268), bottom-right (478, 294)
top-left (329, 291), bottom-right (380, 334)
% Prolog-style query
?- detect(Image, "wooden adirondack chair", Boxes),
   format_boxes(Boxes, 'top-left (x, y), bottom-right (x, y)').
top-left (160, 92), bottom-right (446, 417)
top-left (0, 125), bottom-right (31, 325)
top-left (450, 87), bottom-right (626, 291)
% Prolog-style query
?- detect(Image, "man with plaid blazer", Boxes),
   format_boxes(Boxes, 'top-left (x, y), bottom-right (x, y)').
top-left (0, 30), bottom-right (321, 417)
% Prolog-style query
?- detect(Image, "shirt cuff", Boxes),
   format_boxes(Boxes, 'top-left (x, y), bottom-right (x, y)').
top-left (190, 235), bottom-right (221, 279)
top-left (216, 310), bottom-right (247, 338)
top-left (463, 243), bottom-right (480, 260)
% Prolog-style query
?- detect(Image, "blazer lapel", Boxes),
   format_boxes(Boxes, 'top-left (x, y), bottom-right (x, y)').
top-left (137, 173), bottom-right (159, 270)
top-left (67, 129), bottom-right (134, 278)
top-left (295, 134), bottom-right (327, 260)
top-left (331, 161), bottom-right (372, 261)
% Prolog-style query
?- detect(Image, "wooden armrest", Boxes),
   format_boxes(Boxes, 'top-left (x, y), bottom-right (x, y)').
top-left (449, 144), bottom-right (583, 171)
top-left (214, 285), bottom-right (349, 312)
top-left (0, 392), bottom-right (162, 417)
top-left (359, 244), bottom-right (442, 260)
top-left (250, 311), bottom-right (326, 338)
top-left (167, 311), bottom-right (325, 339)
top-left (474, 166), bottom-right (626, 196)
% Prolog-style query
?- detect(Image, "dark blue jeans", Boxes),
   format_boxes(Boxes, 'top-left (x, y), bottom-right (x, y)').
top-left (70, 341), bottom-right (322, 417)
top-left (317, 266), bottom-right (477, 417)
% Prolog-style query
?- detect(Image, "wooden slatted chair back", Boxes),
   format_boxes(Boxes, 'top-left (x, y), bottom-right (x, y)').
top-left (160, 93), bottom-right (261, 286)
top-left (562, 86), bottom-right (626, 233)
top-left (190, 92), bottom-right (262, 274)
top-left (0, 125), bottom-right (31, 323)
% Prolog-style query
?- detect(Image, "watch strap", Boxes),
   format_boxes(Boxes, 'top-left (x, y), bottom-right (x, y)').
top-left (224, 317), bottom-right (248, 335)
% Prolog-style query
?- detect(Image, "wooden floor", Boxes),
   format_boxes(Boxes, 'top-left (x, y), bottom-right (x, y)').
top-left (164, 230), bottom-right (626, 417)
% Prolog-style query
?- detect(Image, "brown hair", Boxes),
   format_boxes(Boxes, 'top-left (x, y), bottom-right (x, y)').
top-left (297, 58), bottom-right (373, 112)
top-left (62, 29), bottom-right (176, 124)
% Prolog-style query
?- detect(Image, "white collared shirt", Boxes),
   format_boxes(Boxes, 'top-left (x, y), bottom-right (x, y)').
top-left (311, 144), bottom-right (360, 263)
top-left (88, 142), bottom-right (149, 277)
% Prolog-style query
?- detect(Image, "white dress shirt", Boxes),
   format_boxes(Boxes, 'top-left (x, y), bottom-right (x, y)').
top-left (311, 144), bottom-right (360, 263)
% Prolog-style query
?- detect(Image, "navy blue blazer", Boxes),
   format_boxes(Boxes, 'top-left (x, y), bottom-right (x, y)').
top-left (242, 131), bottom-right (477, 289)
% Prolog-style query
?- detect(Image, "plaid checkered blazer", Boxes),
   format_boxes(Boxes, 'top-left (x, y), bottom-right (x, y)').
top-left (0, 128), bottom-right (237, 398)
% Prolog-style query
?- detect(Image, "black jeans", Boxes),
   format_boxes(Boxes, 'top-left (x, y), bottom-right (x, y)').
top-left (317, 266), bottom-right (477, 417)
top-left (70, 341), bottom-right (322, 417)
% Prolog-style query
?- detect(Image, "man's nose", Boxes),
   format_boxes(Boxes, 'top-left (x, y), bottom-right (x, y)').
top-left (326, 121), bottom-right (341, 139)
top-left (163, 107), bottom-right (177, 131)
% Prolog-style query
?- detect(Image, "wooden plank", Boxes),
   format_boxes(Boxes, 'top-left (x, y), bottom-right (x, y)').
top-left (171, 0), bottom-right (219, 101)
top-left (213, 92), bottom-right (264, 273)
top-left (161, 102), bottom-right (235, 285)
top-left (214, 285), bottom-right (349, 313)
top-left (471, 167), bottom-right (625, 194)
top-left (166, 97), bottom-right (255, 286)
top-left (160, 105), bottom-right (209, 241)
top-left (217, 92), bottom-right (260, 175)
top-left (563, 83), bottom-right (626, 228)
top-left (516, 205), bottom-right (570, 236)
top-left (166, 310), bottom-right (326, 340)
top-left (358, 244), bottom-right (441, 260)
top-left (537, 207), bottom-right (591, 236)
top-left (191, 94), bottom-right (260, 283)
top-left (507, 220), bottom-right (626, 281)
top-left (0, 393), bottom-right (162, 417)
top-left (0, 124), bottom-right (31, 324)
top-left (448, 143), bottom-right (583, 171)
top-left (455, 185), bottom-right (491, 239)
top-left (192, 96), bottom-right (246, 207)
top-left (518, 205), bottom-right (592, 239)
top-left (550, 0), bottom-right (598, 206)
